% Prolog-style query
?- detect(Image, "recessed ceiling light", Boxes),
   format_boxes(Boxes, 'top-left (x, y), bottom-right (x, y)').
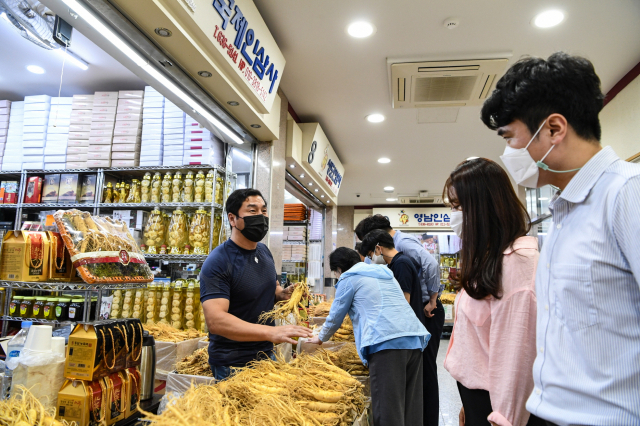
top-left (314, 189), bottom-right (318, 192)
top-left (378, 157), bottom-right (390, 164)
top-left (327, 200), bottom-right (331, 203)
top-left (533, 10), bottom-right (564, 28)
top-left (154, 27), bottom-right (172, 37)
top-left (386, 198), bottom-right (397, 201)
top-left (198, 71), bottom-right (212, 77)
top-left (384, 186), bottom-right (394, 192)
top-left (366, 114), bottom-right (385, 123)
top-left (321, 195), bottom-right (325, 198)
top-left (300, 173), bottom-right (305, 178)
top-left (308, 182), bottom-right (313, 186)
top-left (227, 101), bottom-right (239, 106)
top-left (27, 65), bottom-right (45, 74)
top-left (347, 21), bottom-right (375, 38)
top-left (289, 164), bottom-right (295, 169)
top-left (250, 124), bottom-right (261, 128)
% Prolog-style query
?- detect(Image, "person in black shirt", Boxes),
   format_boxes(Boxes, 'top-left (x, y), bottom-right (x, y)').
top-left (359, 229), bottom-right (426, 326)
top-left (200, 188), bottom-right (312, 380)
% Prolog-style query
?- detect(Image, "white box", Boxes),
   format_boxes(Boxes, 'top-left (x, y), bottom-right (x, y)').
top-left (118, 90), bottom-right (144, 99)
top-left (72, 101), bottom-right (93, 109)
top-left (118, 98), bottom-right (143, 107)
top-left (184, 129), bottom-right (210, 136)
top-left (46, 134), bottom-right (69, 142)
top-left (88, 136), bottom-right (114, 145)
top-left (70, 117), bottom-right (93, 125)
top-left (67, 139), bottom-right (90, 147)
top-left (22, 161), bottom-right (44, 169)
top-left (68, 131), bottom-right (91, 140)
top-left (112, 135), bottom-right (140, 144)
top-left (67, 154), bottom-right (89, 162)
top-left (164, 118), bottom-right (186, 127)
top-left (46, 155), bottom-right (66, 163)
top-left (142, 118), bottom-right (163, 126)
top-left (111, 159), bottom-right (139, 167)
top-left (23, 125), bottom-right (46, 134)
top-left (92, 106), bottom-right (116, 115)
top-left (163, 111), bottom-right (185, 119)
top-left (140, 160), bottom-right (161, 167)
top-left (44, 163), bottom-right (66, 170)
top-left (87, 159), bottom-right (112, 167)
top-left (47, 125), bottom-right (70, 134)
top-left (92, 113), bottom-right (116, 122)
top-left (114, 120), bottom-right (142, 130)
top-left (66, 161), bottom-right (87, 168)
top-left (90, 145), bottom-right (112, 153)
top-left (2, 162), bottom-right (22, 171)
top-left (143, 110), bottom-right (163, 120)
top-left (3, 155), bottom-right (21, 163)
top-left (86, 151), bottom-right (111, 160)
top-left (44, 145), bottom-right (68, 155)
top-left (93, 91), bottom-right (118, 100)
top-left (140, 153), bottom-right (162, 161)
top-left (24, 95), bottom-right (51, 104)
top-left (89, 128), bottom-right (114, 137)
top-left (164, 127), bottom-right (184, 135)
top-left (0, 100), bottom-right (10, 108)
top-left (71, 110), bottom-right (92, 118)
top-left (116, 112), bottom-right (142, 122)
top-left (23, 110), bottom-right (49, 119)
top-left (73, 94), bottom-right (94, 101)
top-left (112, 143), bottom-right (140, 152)
top-left (111, 151), bottom-right (140, 160)
top-left (162, 158), bottom-right (183, 166)
top-left (89, 121), bottom-right (115, 130)
top-left (69, 124), bottom-right (92, 132)
top-left (67, 146), bottom-right (88, 155)
top-left (92, 98), bottom-right (118, 107)
top-left (163, 138), bottom-right (184, 145)
top-left (116, 104), bottom-right (143, 114)
top-left (141, 140), bottom-right (163, 148)
top-left (23, 137), bottom-right (47, 146)
top-left (114, 128), bottom-right (142, 137)
top-left (23, 118), bottom-right (48, 126)
top-left (23, 147), bottom-right (45, 155)
top-left (51, 97), bottom-right (73, 105)
top-left (10, 101), bottom-right (24, 109)
top-left (24, 103), bottom-right (50, 112)
top-left (184, 140), bottom-right (214, 150)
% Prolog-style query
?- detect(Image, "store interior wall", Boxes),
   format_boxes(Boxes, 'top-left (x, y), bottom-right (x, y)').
top-left (600, 72), bottom-right (640, 160)
top-left (353, 209), bottom-right (373, 237)
top-left (324, 206), bottom-right (337, 286)
top-left (336, 206), bottom-right (355, 250)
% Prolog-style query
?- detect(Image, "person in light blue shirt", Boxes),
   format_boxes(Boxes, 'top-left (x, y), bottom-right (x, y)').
top-left (308, 247), bottom-right (430, 426)
top-left (481, 52), bottom-right (640, 426)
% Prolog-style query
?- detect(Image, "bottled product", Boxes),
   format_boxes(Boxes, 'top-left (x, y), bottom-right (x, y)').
top-left (182, 171), bottom-right (195, 203)
top-left (0, 288), bottom-right (4, 317)
top-left (140, 244), bottom-right (147, 254)
top-left (9, 296), bottom-right (24, 317)
top-left (163, 213), bottom-right (170, 238)
top-left (119, 182), bottom-right (128, 203)
top-left (171, 171), bottom-right (183, 203)
top-left (126, 179), bottom-right (141, 203)
top-left (32, 296), bottom-right (47, 319)
top-left (184, 279), bottom-right (199, 330)
top-left (3, 321), bottom-right (32, 397)
top-left (215, 174), bottom-right (224, 205)
top-left (204, 170), bottom-right (215, 203)
top-left (68, 298), bottom-right (84, 321)
top-left (121, 290), bottom-right (134, 318)
top-left (194, 171), bottom-right (206, 203)
top-left (143, 209), bottom-right (165, 254)
top-left (113, 183), bottom-right (121, 203)
top-left (183, 244), bottom-right (191, 255)
top-left (212, 213), bottom-right (222, 249)
top-left (132, 288), bottom-right (144, 319)
top-left (168, 208), bottom-right (188, 254)
top-left (158, 282), bottom-right (172, 324)
top-left (150, 172), bottom-right (162, 203)
top-left (19, 297), bottom-right (35, 319)
top-left (91, 297), bottom-right (97, 321)
top-left (110, 290), bottom-right (123, 319)
top-left (44, 298), bottom-right (57, 320)
top-left (141, 172), bottom-right (152, 203)
top-left (103, 182), bottom-right (114, 203)
top-left (145, 283), bottom-right (158, 325)
top-left (170, 280), bottom-right (185, 329)
top-left (160, 244), bottom-right (167, 255)
top-left (161, 172), bottom-right (172, 203)
top-left (55, 298), bottom-right (71, 321)
top-left (189, 209), bottom-right (211, 254)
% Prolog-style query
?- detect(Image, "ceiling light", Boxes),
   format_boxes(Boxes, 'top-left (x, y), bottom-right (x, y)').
top-left (321, 195), bottom-right (325, 198)
top-left (60, 0), bottom-right (244, 145)
top-left (250, 124), bottom-right (261, 128)
top-left (154, 27), bottom-right (172, 37)
top-left (27, 65), bottom-right (45, 74)
top-left (314, 189), bottom-right (319, 192)
top-left (198, 71), bottom-right (212, 77)
top-left (533, 10), bottom-right (564, 28)
top-left (227, 101), bottom-right (239, 106)
top-left (289, 164), bottom-right (295, 169)
top-left (386, 198), bottom-right (397, 201)
top-left (366, 114), bottom-right (385, 123)
top-left (54, 49), bottom-right (89, 70)
top-left (327, 200), bottom-right (331, 203)
top-left (377, 157), bottom-right (390, 164)
top-left (384, 186), bottom-right (394, 192)
top-left (308, 182), bottom-right (313, 186)
top-left (347, 21), bottom-right (375, 38)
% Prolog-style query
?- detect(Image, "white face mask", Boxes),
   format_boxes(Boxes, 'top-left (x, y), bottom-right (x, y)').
top-left (450, 210), bottom-right (463, 238)
top-left (370, 246), bottom-right (386, 264)
top-left (500, 120), bottom-right (581, 188)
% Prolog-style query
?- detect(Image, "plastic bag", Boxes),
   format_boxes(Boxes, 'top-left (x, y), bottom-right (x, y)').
top-left (155, 338), bottom-right (201, 381)
top-left (10, 349), bottom-right (65, 408)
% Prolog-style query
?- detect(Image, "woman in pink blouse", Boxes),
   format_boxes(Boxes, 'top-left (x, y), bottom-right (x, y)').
top-left (443, 158), bottom-right (544, 426)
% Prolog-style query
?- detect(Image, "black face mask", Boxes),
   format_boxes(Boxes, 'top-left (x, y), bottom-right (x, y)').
top-left (235, 214), bottom-right (269, 242)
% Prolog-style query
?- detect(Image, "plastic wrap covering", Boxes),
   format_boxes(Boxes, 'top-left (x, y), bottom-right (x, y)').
top-left (53, 209), bottom-right (153, 284)
top-left (275, 342), bottom-right (293, 363)
top-left (154, 338), bottom-right (201, 381)
top-left (197, 337), bottom-right (208, 350)
top-left (10, 349), bottom-right (65, 408)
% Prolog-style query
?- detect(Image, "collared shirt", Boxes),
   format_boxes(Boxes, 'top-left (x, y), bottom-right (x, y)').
top-left (393, 230), bottom-right (441, 301)
top-left (445, 237), bottom-right (539, 426)
top-left (526, 146), bottom-right (640, 425)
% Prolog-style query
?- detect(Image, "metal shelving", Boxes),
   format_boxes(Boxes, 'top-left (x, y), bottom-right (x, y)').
top-left (3, 316), bottom-right (74, 326)
top-left (98, 202), bottom-right (222, 209)
top-left (22, 203), bottom-right (95, 209)
top-left (144, 254), bottom-right (208, 263)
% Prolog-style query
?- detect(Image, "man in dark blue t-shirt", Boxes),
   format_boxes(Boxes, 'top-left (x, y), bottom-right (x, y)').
top-left (200, 188), bottom-right (312, 380)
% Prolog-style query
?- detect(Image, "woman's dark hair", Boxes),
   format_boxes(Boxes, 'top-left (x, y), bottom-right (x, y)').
top-left (481, 52), bottom-right (604, 141)
top-left (443, 158), bottom-right (531, 300)
top-left (359, 229), bottom-right (395, 257)
top-left (225, 188), bottom-right (267, 216)
top-left (355, 214), bottom-right (392, 240)
top-left (329, 247), bottom-right (362, 273)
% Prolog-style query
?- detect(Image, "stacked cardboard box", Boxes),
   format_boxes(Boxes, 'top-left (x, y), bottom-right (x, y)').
top-left (111, 90), bottom-right (143, 168)
top-left (140, 86), bottom-right (164, 166)
top-left (0, 100), bottom-right (11, 168)
top-left (45, 97), bottom-right (73, 170)
top-left (183, 117), bottom-right (217, 165)
top-left (66, 94), bottom-right (93, 168)
top-left (162, 100), bottom-right (185, 166)
top-left (87, 91), bottom-right (118, 168)
top-left (3, 101), bottom-right (23, 170)
top-left (22, 95), bottom-right (51, 170)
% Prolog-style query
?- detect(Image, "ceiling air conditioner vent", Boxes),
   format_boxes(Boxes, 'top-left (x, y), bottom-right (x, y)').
top-left (390, 58), bottom-right (509, 108)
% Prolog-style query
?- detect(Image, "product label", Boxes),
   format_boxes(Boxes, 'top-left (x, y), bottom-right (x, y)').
top-left (8, 349), bottom-right (20, 358)
top-left (69, 307), bottom-right (76, 319)
top-left (20, 304), bottom-right (27, 316)
top-left (33, 305), bottom-right (40, 315)
top-left (9, 302), bottom-right (16, 315)
top-left (56, 306), bottom-right (62, 317)
top-left (44, 306), bottom-right (50, 316)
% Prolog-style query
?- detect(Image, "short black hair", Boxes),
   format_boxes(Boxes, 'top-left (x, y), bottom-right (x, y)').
top-left (354, 214), bottom-right (393, 240)
top-left (359, 229), bottom-right (395, 257)
top-left (481, 52), bottom-right (604, 141)
top-left (225, 188), bottom-right (267, 217)
top-left (329, 247), bottom-right (361, 273)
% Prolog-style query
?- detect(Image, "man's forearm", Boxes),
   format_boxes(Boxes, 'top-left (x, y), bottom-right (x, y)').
top-left (207, 310), bottom-right (272, 342)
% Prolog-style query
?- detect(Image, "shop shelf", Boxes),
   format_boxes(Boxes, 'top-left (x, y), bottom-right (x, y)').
top-left (98, 202), bottom-right (222, 209)
top-left (144, 254), bottom-right (209, 263)
top-left (1, 315), bottom-right (75, 325)
top-left (0, 280), bottom-right (148, 291)
top-left (24, 169), bottom-right (96, 174)
top-left (21, 203), bottom-right (95, 209)
top-left (0, 204), bottom-right (18, 208)
top-left (103, 165), bottom-right (225, 173)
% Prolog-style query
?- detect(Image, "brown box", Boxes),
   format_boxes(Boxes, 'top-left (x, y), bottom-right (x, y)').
top-left (48, 231), bottom-right (75, 281)
top-left (57, 379), bottom-right (104, 426)
top-left (65, 324), bottom-right (105, 381)
top-left (123, 368), bottom-right (141, 419)
top-left (0, 231), bottom-right (50, 281)
top-left (80, 174), bottom-right (97, 202)
top-left (58, 173), bottom-right (80, 202)
top-left (103, 372), bottom-right (125, 425)
top-left (23, 176), bottom-right (43, 203)
top-left (1, 181), bottom-right (18, 204)
top-left (42, 174), bottom-right (61, 203)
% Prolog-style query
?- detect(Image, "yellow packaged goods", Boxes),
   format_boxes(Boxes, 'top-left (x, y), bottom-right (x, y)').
top-left (175, 347), bottom-right (213, 376)
top-left (189, 209), bottom-right (211, 255)
top-left (110, 290), bottom-right (123, 319)
top-left (141, 172), bottom-right (152, 203)
top-left (161, 172), bottom-right (172, 203)
top-left (65, 322), bottom-right (128, 381)
top-left (184, 279), bottom-right (199, 330)
top-left (57, 379), bottom-right (106, 426)
top-left (193, 170), bottom-right (206, 202)
top-left (171, 171), bottom-right (183, 203)
top-left (204, 169), bottom-right (215, 203)
top-left (48, 231), bottom-right (76, 281)
top-left (214, 174), bottom-right (224, 205)
top-left (0, 231), bottom-right (50, 281)
top-left (120, 289), bottom-right (134, 318)
top-left (157, 281), bottom-right (172, 324)
top-left (182, 171), bottom-right (195, 203)
top-left (143, 209), bottom-right (165, 254)
top-left (103, 372), bottom-right (126, 425)
top-left (125, 179), bottom-right (141, 203)
top-left (120, 319), bottom-right (144, 369)
top-left (145, 283), bottom-right (159, 325)
top-left (123, 367), bottom-right (142, 419)
top-left (1, 385), bottom-right (69, 426)
top-left (170, 279), bottom-right (185, 329)
top-left (150, 172), bottom-right (162, 203)
top-left (167, 208), bottom-right (188, 254)
top-left (131, 288), bottom-right (145, 319)
top-left (140, 354), bottom-right (366, 426)
top-left (53, 209), bottom-right (153, 284)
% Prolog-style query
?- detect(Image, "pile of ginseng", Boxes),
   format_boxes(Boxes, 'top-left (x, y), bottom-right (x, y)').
top-left (309, 301), bottom-right (332, 317)
top-left (0, 385), bottom-right (75, 426)
top-left (176, 347), bottom-right (212, 376)
top-left (141, 354), bottom-right (366, 426)
top-left (143, 322), bottom-right (205, 342)
top-left (330, 316), bottom-right (355, 342)
top-left (259, 282), bottom-right (310, 325)
top-left (318, 343), bottom-right (368, 377)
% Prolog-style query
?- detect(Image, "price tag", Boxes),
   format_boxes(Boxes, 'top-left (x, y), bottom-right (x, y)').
top-left (45, 215), bottom-right (55, 226)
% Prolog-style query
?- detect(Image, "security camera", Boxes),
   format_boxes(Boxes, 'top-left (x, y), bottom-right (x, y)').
top-left (356, 194), bottom-right (361, 198)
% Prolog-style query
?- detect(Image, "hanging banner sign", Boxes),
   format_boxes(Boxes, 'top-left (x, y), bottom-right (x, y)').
top-left (372, 207), bottom-right (452, 230)
top-left (300, 123), bottom-right (345, 196)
